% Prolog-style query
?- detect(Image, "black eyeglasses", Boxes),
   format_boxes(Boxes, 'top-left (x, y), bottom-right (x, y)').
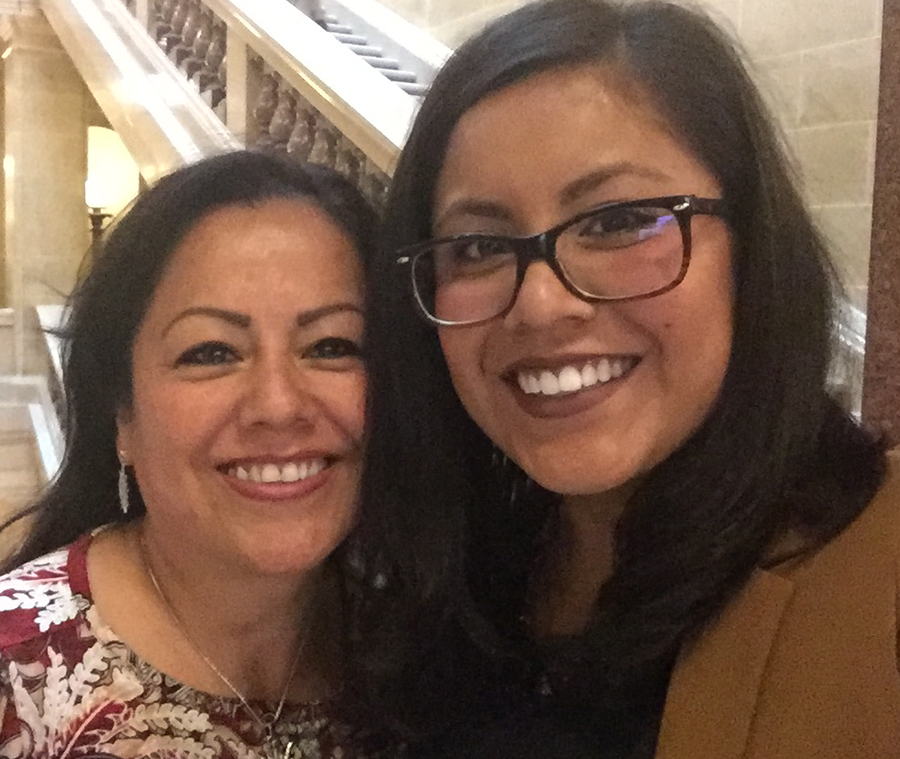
top-left (396, 195), bottom-right (726, 326)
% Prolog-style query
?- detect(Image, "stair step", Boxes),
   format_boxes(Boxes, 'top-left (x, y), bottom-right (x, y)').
top-left (324, 13), bottom-right (339, 23)
top-left (400, 82), bottom-right (430, 96)
top-left (382, 69), bottom-right (417, 83)
top-left (0, 440), bottom-right (40, 473)
top-left (346, 44), bottom-right (383, 57)
top-left (326, 22), bottom-right (353, 34)
top-left (363, 56), bottom-right (400, 70)
top-left (332, 32), bottom-right (368, 45)
top-left (0, 468), bottom-right (41, 494)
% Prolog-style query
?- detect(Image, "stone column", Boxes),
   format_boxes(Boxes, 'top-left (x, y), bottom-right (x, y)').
top-left (862, 0), bottom-right (900, 444)
top-left (1, 13), bottom-right (89, 372)
top-left (135, 0), bottom-right (151, 29)
top-left (0, 57), bottom-right (5, 310)
top-left (225, 27), bottom-right (249, 146)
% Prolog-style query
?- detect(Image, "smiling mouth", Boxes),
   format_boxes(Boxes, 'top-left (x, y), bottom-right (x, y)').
top-left (512, 356), bottom-right (641, 397)
top-left (221, 458), bottom-right (331, 484)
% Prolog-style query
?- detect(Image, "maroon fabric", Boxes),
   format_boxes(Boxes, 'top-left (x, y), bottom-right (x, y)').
top-left (0, 536), bottom-right (391, 759)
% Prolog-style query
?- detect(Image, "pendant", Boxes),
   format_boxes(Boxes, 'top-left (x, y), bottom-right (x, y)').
top-left (264, 738), bottom-right (295, 759)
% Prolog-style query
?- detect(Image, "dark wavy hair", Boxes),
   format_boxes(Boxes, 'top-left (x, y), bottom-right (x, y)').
top-left (351, 0), bottom-right (886, 753)
top-left (1, 150), bottom-right (378, 572)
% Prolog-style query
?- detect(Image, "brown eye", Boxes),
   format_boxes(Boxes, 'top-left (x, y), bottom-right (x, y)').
top-left (449, 237), bottom-right (512, 263)
top-left (176, 341), bottom-right (240, 366)
top-left (306, 337), bottom-right (362, 360)
top-left (577, 207), bottom-right (674, 248)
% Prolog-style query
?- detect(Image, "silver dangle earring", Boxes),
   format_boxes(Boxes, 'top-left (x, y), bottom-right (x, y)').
top-left (117, 454), bottom-right (130, 515)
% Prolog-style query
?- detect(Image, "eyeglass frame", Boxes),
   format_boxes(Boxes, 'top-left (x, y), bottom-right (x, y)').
top-left (395, 194), bottom-right (727, 327)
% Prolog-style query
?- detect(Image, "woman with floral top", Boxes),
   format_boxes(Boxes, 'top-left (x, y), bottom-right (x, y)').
top-left (0, 151), bottom-right (392, 759)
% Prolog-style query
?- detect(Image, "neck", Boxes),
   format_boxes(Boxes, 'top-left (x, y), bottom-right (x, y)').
top-left (530, 485), bottom-right (632, 637)
top-left (130, 519), bottom-right (337, 701)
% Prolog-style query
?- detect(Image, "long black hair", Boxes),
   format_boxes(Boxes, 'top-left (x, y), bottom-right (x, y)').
top-left (351, 0), bottom-right (886, 751)
top-left (1, 150), bottom-right (378, 573)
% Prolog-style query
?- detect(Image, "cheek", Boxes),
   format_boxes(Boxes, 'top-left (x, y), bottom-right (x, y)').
top-left (127, 379), bottom-right (231, 462)
top-left (438, 328), bottom-right (488, 411)
top-left (317, 373), bottom-right (368, 443)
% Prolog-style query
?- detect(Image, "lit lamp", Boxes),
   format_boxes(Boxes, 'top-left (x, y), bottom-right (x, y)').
top-left (85, 177), bottom-right (113, 244)
top-left (85, 126), bottom-right (141, 246)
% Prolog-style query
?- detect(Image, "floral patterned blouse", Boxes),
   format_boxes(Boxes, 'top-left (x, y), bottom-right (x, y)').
top-left (0, 536), bottom-right (394, 759)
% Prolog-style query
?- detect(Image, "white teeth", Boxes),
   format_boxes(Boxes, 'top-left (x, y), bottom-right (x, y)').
top-left (281, 462), bottom-right (300, 482)
top-left (539, 371), bottom-right (560, 396)
top-left (228, 458), bottom-right (328, 484)
top-left (516, 357), bottom-right (635, 398)
top-left (557, 366), bottom-right (583, 393)
top-left (597, 357), bottom-right (612, 383)
top-left (261, 464), bottom-right (281, 483)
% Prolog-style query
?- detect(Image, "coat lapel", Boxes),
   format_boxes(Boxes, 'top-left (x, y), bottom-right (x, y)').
top-left (655, 569), bottom-right (795, 759)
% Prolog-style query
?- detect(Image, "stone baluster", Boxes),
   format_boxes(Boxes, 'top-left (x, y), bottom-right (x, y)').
top-left (267, 85), bottom-right (298, 151)
top-left (183, 8), bottom-right (213, 82)
top-left (308, 125), bottom-right (338, 168)
top-left (152, 0), bottom-right (177, 42)
top-left (172, 0), bottom-right (202, 67)
top-left (212, 58), bottom-right (227, 120)
top-left (252, 71), bottom-right (280, 148)
top-left (286, 107), bottom-right (317, 160)
top-left (335, 145), bottom-right (362, 185)
top-left (360, 163), bottom-right (389, 208)
top-left (160, 0), bottom-right (190, 55)
top-left (198, 20), bottom-right (226, 109)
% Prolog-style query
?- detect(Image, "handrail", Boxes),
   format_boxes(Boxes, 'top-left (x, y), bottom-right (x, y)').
top-left (41, 0), bottom-right (239, 181)
top-left (199, 0), bottom-right (418, 173)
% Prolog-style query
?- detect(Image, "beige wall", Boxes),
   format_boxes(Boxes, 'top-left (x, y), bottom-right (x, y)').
top-left (380, 0), bottom-right (882, 311)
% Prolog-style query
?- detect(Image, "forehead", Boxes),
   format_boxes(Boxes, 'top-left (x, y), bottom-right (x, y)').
top-left (434, 65), bottom-right (719, 223)
top-left (146, 198), bottom-right (362, 319)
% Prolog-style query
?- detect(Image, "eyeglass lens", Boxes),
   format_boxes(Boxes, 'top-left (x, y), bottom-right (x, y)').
top-left (412, 204), bottom-right (684, 324)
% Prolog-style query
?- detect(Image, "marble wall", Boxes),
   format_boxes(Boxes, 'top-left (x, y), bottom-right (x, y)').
top-left (378, 0), bottom-right (883, 313)
top-left (1, 14), bottom-right (90, 323)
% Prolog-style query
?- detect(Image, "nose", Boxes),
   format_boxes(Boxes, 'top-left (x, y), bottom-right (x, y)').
top-left (503, 259), bottom-right (595, 330)
top-left (240, 354), bottom-right (318, 430)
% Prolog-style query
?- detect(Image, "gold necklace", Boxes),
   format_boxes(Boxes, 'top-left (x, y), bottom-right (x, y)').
top-left (139, 533), bottom-right (305, 758)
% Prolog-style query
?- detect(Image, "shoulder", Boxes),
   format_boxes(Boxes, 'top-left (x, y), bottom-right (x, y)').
top-left (761, 449), bottom-right (900, 622)
top-left (833, 448), bottom-right (900, 557)
top-left (0, 537), bottom-right (92, 650)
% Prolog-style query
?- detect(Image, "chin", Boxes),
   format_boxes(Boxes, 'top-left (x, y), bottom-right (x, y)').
top-left (240, 533), bottom-right (347, 578)
top-left (248, 551), bottom-right (336, 578)
top-left (520, 451), bottom-right (646, 498)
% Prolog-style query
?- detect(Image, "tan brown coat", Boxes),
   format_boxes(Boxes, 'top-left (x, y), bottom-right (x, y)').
top-left (657, 452), bottom-right (900, 758)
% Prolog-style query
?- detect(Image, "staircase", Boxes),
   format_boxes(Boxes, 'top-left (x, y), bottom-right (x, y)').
top-left (0, 372), bottom-right (61, 549)
top-left (320, 11), bottom-right (429, 97)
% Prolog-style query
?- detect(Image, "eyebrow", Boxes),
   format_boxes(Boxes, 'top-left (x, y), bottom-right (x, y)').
top-left (295, 303), bottom-right (363, 327)
top-left (434, 162), bottom-right (672, 231)
top-left (162, 303), bottom-right (362, 336)
top-left (163, 307), bottom-right (251, 336)
top-left (433, 199), bottom-right (512, 231)
top-left (558, 162), bottom-right (670, 205)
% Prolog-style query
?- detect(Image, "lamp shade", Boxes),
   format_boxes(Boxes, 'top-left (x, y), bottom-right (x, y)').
top-left (85, 126), bottom-right (140, 214)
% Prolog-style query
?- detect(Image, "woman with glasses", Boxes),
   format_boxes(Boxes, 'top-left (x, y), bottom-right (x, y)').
top-left (349, 0), bottom-right (898, 757)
